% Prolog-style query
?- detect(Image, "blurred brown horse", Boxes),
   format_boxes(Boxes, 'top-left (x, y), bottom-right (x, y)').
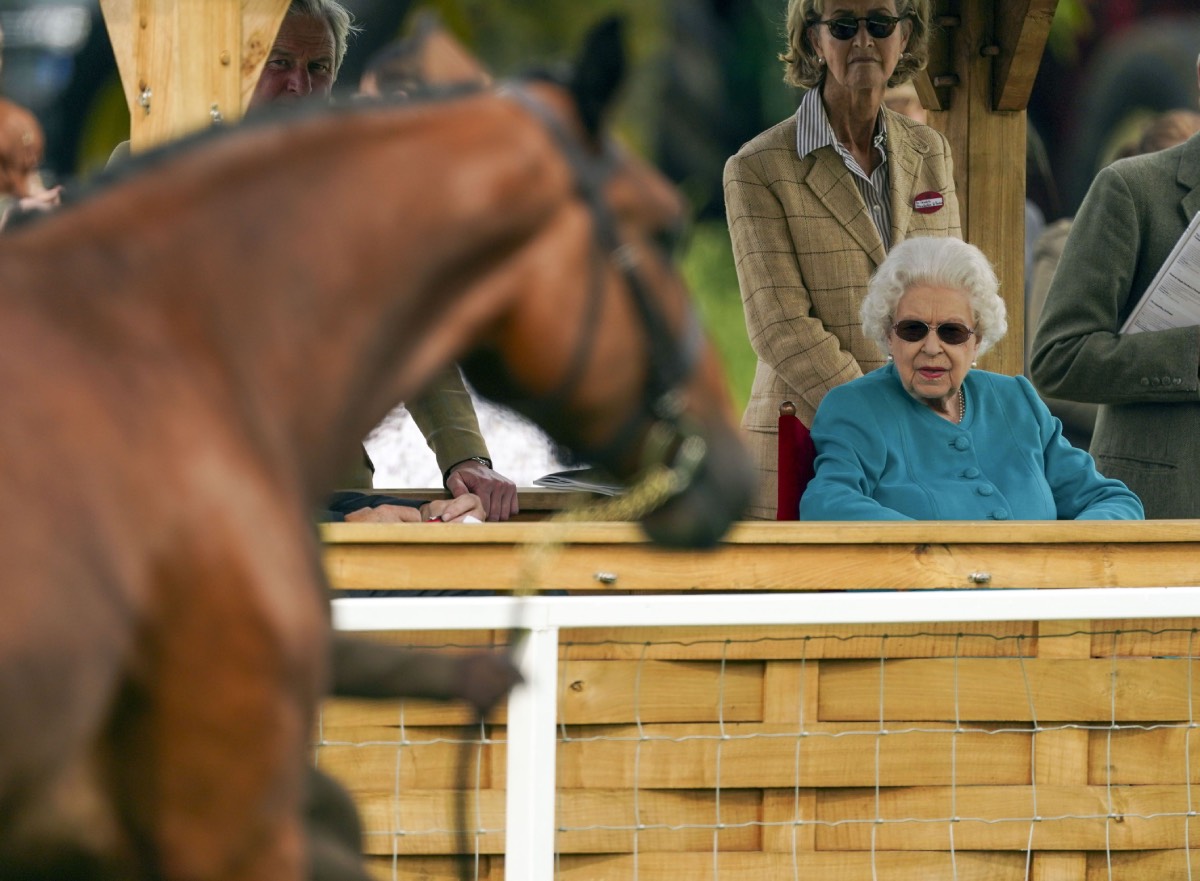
top-left (0, 18), bottom-right (752, 881)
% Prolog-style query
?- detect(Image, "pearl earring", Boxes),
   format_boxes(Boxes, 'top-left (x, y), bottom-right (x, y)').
top-left (887, 354), bottom-right (894, 361)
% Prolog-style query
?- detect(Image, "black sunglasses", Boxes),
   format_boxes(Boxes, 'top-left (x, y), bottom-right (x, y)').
top-left (892, 320), bottom-right (976, 346)
top-left (818, 14), bottom-right (906, 40)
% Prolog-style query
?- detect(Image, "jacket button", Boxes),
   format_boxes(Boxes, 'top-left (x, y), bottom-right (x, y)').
top-left (1151, 377), bottom-right (1161, 386)
top-left (1140, 377), bottom-right (1150, 385)
top-left (1173, 377), bottom-right (1183, 385)
top-left (977, 485), bottom-right (995, 497)
top-left (963, 467), bottom-right (980, 479)
top-left (1162, 376), bottom-right (1172, 385)
top-left (953, 436), bottom-right (971, 451)
top-left (991, 510), bottom-right (1010, 520)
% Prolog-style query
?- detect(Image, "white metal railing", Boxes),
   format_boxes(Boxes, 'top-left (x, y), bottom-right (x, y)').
top-left (331, 587), bottom-right (1200, 881)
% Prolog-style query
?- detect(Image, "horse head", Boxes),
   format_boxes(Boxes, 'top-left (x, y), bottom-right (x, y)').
top-left (459, 18), bottom-right (754, 547)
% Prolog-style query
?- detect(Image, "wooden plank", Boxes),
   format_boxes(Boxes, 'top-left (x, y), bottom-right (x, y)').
top-left (1090, 849), bottom-right (1200, 880)
top-left (563, 622), bottom-right (1034, 660)
top-left (100, 0), bottom-right (289, 153)
top-left (322, 695), bottom-right (508, 727)
top-left (1090, 621), bottom-right (1200, 658)
top-left (555, 786), bottom-right (763, 853)
top-left (815, 784), bottom-right (1195, 850)
top-left (761, 788), bottom-right (816, 854)
top-left (362, 855), bottom-right (495, 881)
top-left (325, 621), bottom-right (1200, 663)
top-left (1088, 727), bottom-right (1200, 785)
top-left (819, 659), bottom-right (1200, 722)
top-left (1032, 620), bottom-right (1090, 879)
top-left (1033, 852), bottom-right (1087, 881)
top-left (323, 660), bottom-right (764, 727)
top-left (964, 0), bottom-right (1026, 376)
top-left (320, 721), bottom-right (1031, 791)
top-left (356, 789), bottom-right (505, 855)
top-left (556, 660), bottom-right (763, 724)
top-left (554, 851), bottom-right (1028, 880)
top-left (316, 728), bottom-right (501, 791)
top-left (761, 660), bottom-right (817, 723)
top-left (1039, 620), bottom-right (1094, 659)
top-left (325, 536), bottom-right (1200, 592)
top-left (1036, 729), bottom-right (1089, 785)
top-left (992, 0), bottom-right (1059, 111)
top-left (323, 520), bottom-right (1200, 547)
top-left (240, 0), bottom-right (293, 112)
top-left (356, 788), bottom-right (762, 855)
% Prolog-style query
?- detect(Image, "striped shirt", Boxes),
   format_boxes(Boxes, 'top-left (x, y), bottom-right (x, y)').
top-left (794, 87), bottom-right (893, 250)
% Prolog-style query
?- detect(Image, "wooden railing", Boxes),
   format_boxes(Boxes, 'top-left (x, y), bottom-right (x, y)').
top-left (319, 509), bottom-right (1200, 881)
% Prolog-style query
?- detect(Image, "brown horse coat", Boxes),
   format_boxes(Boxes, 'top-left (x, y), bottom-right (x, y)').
top-left (0, 24), bottom-right (751, 879)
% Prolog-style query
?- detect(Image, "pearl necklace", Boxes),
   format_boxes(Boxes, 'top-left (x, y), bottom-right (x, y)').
top-left (957, 388), bottom-right (966, 424)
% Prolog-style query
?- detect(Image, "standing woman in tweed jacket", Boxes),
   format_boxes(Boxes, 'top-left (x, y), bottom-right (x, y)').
top-left (725, 0), bottom-right (960, 519)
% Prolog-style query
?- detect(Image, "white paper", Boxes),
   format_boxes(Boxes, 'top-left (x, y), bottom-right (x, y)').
top-left (532, 467), bottom-right (624, 496)
top-left (1121, 209), bottom-right (1200, 334)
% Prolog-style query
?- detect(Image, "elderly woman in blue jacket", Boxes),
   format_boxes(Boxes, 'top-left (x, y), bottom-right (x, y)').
top-left (799, 237), bottom-right (1143, 521)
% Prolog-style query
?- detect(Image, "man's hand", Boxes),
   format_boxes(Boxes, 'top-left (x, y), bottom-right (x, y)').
top-left (445, 459), bottom-right (518, 521)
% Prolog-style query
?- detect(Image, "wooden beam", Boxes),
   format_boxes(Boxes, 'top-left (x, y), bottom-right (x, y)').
top-left (98, 0), bottom-right (289, 153)
top-left (992, 0), bottom-right (1059, 111)
top-left (929, 0), bottom-right (1025, 377)
top-left (240, 0), bottom-right (293, 112)
top-left (321, 520), bottom-right (1200, 593)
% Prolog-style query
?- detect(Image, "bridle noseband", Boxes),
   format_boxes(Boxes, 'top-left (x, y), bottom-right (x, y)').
top-left (500, 84), bottom-right (709, 498)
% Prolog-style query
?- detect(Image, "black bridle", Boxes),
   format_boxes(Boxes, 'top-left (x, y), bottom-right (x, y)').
top-left (498, 83), bottom-right (707, 483)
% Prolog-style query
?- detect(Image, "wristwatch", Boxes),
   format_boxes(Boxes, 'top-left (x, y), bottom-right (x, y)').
top-left (443, 456), bottom-right (493, 484)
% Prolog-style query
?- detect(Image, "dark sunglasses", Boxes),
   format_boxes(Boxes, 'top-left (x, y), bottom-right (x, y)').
top-left (892, 320), bottom-right (976, 346)
top-left (818, 14), bottom-right (906, 40)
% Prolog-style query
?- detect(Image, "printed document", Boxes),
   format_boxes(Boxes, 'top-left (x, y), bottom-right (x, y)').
top-left (1121, 210), bottom-right (1200, 334)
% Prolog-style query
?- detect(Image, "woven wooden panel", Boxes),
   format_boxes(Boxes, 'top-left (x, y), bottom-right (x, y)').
top-left (317, 617), bottom-right (1200, 881)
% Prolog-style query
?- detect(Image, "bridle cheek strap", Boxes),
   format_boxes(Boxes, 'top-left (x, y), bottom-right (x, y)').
top-left (499, 84), bottom-right (707, 490)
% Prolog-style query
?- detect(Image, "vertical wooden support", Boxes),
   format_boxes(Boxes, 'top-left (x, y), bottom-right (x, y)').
top-left (929, 0), bottom-right (1026, 377)
top-left (99, 0), bottom-right (289, 154)
top-left (1029, 619), bottom-right (1091, 881)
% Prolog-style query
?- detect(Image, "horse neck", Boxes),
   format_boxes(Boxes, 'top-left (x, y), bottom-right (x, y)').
top-left (11, 96), bottom-right (573, 500)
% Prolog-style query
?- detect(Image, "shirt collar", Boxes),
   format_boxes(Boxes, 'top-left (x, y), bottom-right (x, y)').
top-left (795, 86), bottom-right (889, 161)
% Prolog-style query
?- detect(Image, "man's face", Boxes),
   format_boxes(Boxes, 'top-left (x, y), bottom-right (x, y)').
top-left (249, 14), bottom-right (336, 110)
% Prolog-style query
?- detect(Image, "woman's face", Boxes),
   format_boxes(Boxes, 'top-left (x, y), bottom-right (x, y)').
top-left (810, 1), bottom-right (911, 100)
top-left (886, 283), bottom-right (979, 417)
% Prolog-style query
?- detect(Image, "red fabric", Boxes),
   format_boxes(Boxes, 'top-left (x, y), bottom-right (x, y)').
top-left (776, 407), bottom-right (816, 520)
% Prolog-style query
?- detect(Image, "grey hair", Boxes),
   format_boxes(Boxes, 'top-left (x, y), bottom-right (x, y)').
top-left (860, 237), bottom-right (1007, 357)
top-left (781, 0), bottom-right (931, 90)
top-left (288, 0), bottom-right (359, 79)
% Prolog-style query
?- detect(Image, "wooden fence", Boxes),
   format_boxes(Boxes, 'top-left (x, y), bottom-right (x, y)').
top-left (319, 517), bottom-right (1200, 880)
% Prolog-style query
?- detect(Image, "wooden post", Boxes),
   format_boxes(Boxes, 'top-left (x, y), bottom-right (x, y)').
top-left (98, 0), bottom-right (290, 154)
top-left (925, 0), bottom-right (1058, 378)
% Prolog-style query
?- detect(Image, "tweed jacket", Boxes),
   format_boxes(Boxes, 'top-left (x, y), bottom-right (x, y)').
top-left (1030, 132), bottom-right (1200, 518)
top-left (799, 364), bottom-right (1143, 521)
top-left (724, 108), bottom-right (960, 517)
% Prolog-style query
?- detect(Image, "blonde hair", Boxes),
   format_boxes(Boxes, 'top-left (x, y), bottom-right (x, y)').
top-left (781, 0), bottom-right (931, 89)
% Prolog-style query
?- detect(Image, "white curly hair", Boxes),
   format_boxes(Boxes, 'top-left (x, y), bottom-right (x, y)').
top-left (860, 237), bottom-right (1007, 357)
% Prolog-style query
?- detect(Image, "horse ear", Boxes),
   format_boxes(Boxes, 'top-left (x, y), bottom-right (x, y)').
top-left (569, 16), bottom-right (626, 141)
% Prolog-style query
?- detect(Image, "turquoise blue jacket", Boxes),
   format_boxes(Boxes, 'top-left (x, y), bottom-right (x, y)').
top-left (799, 364), bottom-right (1144, 521)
